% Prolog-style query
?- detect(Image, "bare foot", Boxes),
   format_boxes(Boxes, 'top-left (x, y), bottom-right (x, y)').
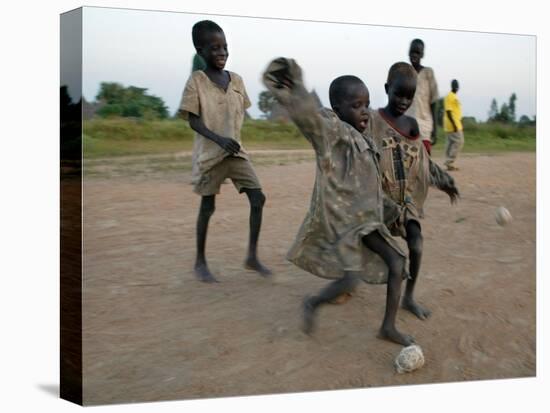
top-left (378, 326), bottom-right (415, 346)
top-left (244, 257), bottom-right (272, 277)
top-left (194, 262), bottom-right (219, 283)
top-left (302, 296), bottom-right (316, 336)
top-left (402, 298), bottom-right (432, 320)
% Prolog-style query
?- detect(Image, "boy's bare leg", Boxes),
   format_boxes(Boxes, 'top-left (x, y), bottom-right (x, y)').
top-left (362, 231), bottom-right (414, 346)
top-left (243, 189), bottom-right (272, 276)
top-left (302, 272), bottom-right (359, 335)
top-left (194, 195), bottom-right (219, 283)
top-left (402, 220), bottom-right (431, 319)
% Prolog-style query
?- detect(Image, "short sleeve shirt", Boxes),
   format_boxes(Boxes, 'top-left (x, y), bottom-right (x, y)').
top-left (179, 70), bottom-right (251, 180)
top-left (405, 67), bottom-right (439, 141)
top-left (443, 91), bottom-right (463, 132)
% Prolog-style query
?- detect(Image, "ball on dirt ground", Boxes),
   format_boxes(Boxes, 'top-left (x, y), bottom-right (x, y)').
top-left (395, 344), bottom-right (425, 373)
top-left (495, 206), bottom-right (512, 226)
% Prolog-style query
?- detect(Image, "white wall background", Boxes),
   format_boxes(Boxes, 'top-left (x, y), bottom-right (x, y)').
top-left (1, 1), bottom-right (547, 413)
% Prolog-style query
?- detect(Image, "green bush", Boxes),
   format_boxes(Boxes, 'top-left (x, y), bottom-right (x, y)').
top-left (95, 82), bottom-right (169, 119)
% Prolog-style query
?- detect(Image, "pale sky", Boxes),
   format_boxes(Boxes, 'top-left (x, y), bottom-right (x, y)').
top-left (75, 6), bottom-right (536, 121)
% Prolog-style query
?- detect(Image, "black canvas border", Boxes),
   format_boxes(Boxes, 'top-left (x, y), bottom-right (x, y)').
top-left (60, 7), bottom-right (83, 406)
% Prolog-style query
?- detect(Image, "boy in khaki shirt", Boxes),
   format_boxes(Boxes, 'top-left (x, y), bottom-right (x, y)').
top-left (179, 20), bottom-right (271, 282)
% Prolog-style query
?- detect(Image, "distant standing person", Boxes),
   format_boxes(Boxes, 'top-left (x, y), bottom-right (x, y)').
top-left (405, 39), bottom-right (439, 155)
top-left (443, 79), bottom-right (464, 171)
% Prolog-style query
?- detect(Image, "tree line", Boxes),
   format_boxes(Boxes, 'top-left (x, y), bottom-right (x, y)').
top-left (86, 81), bottom-right (535, 127)
top-left (487, 93), bottom-right (535, 125)
top-left (92, 82), bottom-right (169, 119)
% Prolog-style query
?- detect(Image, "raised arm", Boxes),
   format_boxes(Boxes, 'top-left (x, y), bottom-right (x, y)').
top-left (428, 158), bottom-right (459, 203)
top-left (262, 58), bottom-right (325, 148)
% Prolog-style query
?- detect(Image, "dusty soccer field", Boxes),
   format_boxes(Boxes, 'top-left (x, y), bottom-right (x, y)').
top-left (81, 152), bottom-right (535, 405)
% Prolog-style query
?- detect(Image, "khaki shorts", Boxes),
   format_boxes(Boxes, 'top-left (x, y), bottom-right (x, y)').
top-left (194, 156), bottom-right (262, 196)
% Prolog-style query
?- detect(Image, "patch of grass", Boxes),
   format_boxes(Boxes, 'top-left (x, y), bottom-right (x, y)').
top-left (83, 117), bottom-right (195, 158)
top-left (83, 117), bottom-right (536, 159)
top-left (83, 134), bottom-right (194, 158)
top-left (83, 118), bottom-right (311, 158)
top-left (433, 121), bottom-right (536, 153)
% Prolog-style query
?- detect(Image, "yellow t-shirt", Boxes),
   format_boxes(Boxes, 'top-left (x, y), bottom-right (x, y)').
top-left (443, 92), bottom-right (463, 132)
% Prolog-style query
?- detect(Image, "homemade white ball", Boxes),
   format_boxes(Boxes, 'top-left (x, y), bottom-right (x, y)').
top-left (395, 344), bottom-right (425, 373)
top-left (495, 207), bottom-right (512, 226)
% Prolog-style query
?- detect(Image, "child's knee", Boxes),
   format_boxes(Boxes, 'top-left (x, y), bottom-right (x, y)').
top-left (407, 234), bottom-right (423, 256)
top-left (199, 200), bottom-right (215, 217)
top-left (406, 223), bottom-right (423, 255)
top-left (248, 190), bottom-right (266, 209)
top-left (389, 255), bottom-right (406, 277)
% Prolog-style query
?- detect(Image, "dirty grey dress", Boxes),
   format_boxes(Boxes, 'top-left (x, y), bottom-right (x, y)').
top-left (263, 58), bottom-right (405, 284)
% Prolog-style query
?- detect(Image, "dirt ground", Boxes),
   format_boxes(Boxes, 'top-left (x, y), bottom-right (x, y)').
top-left (81, 152), bottom-right (536, 405)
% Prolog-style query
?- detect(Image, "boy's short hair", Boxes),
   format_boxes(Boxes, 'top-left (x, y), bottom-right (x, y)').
top-left (192, 20), bottom-right (224, 48)
top-left (387, 62), bottom-right (417, 85)
top-left (329, 75), bottom-right (365, 108)
top-left (410, 38), bottom-right (424, 48)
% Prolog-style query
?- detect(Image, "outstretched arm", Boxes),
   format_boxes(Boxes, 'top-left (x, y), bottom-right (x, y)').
top-left (263, 58), bottom-right (325, 149)
top-left (428, 158), bottom-right (459, 203)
